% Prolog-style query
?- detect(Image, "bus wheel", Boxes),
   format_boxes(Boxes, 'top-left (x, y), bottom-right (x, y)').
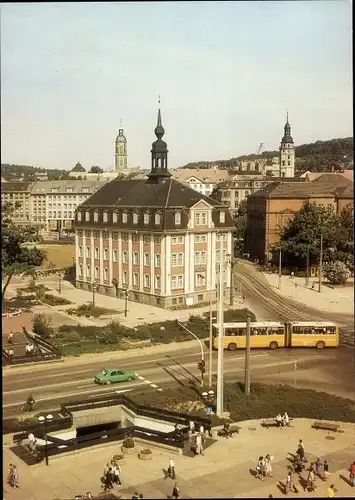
top-left (269, 341), bottom-right (278, 350)
top-left (228, 343), bottom-right (237, 351)
top-left (316, 340), bottom-right (325, 349)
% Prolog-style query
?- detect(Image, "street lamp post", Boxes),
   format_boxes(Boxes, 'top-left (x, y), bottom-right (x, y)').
top-left (318, 233), bottom-right (323, 293)
top-left (38, 414), bottom-right (54, 466)
top-left (278, 248), bottom-right (282, 290)
top-left (92, 283), bottom-right (96, 306)
top-left (216, 249), bottom-right (224, 417)
top-left (124, 289), bottom-right (128, 317)
top-left (245, 311), bottom-right (251, 395)
top-left (177, 321), bottom-right (205, 387)
top-left (305, 246), bottom-right (310, 287)
top-left (208, 254), bottom-right (214, 389)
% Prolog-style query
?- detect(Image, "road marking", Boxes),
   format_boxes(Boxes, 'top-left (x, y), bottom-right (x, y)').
top-left (150, 384), bottom-right (158, 388)
top-left (144, 379), bottom-right (152, 384)
top-left (137, 376), bottom-right (145, 380)
top-left (3, 378), bottom-right (94, 396)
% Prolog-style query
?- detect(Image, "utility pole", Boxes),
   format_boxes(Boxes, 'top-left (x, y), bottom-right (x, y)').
top-left (208, 256), bottom-right (213, 388)
top-left (278, 248), bottom-right (282, 290)
top-left (229, 257), bottom-right (234, 306)
top-left (92, 283), bottom-right (96, 306)
top-left (216, 249), bottom-right (224, 417)
top-left (305, 246), bottom-right (310, 287)
top-left (245, 310), bottom-right (251, 395)
top-left (318, 233), bottom-right (323, 293)
top-left (124, 289), bottom-right (128, 317)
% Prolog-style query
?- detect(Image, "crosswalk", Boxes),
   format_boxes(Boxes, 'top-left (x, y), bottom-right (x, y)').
top-left (136, 374), bottom-right (163, 391)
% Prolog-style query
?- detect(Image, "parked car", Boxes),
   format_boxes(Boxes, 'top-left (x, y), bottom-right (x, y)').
top-left (94, 368), bottom-right (137, 385)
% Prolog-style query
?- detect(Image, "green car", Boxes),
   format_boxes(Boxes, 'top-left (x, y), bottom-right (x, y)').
top-left (94, 368), bottom-right (137, 385)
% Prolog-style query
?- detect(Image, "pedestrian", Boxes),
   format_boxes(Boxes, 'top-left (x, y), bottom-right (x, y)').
top-left (276, 413), bottom-right (282, 428)
top-left (199, 424), bottom-right (204, 436)
top-left (326, 484), bottom-right (336, 497)
top-left (256, 456), bottom-right (265, 480)
top-left (8, 331), bottom-right (14, 344)
top-left (223, 420), bottom-right (232, 438)
top-left (172, 482), bottom-right (180, 499)
top-left (285, 467), bottom-right (294, 495)
top-left (112, 462), bottom-right (121, 485)
top-left (8, 348), bottom-right (14, 360)
top-left (265, 454), bottom-right (273, 478)
top-left (189, 420), bottom-right (195, 433)
top-left (296, 439), bottom-right (305, 460)
top-left (315, 457), bottom-right (323, 478)
top-left (305, 467), bottom-right (316, 492)
top-left (131, 491), bottom-right (139, 499)
top-left (323, 460), bottom-right (330, 481)
top-left (168, 457), bottom-right (176, 479)
top-left (350, 461), bottom-right (355, 486)
top-left (282, 412), bottom-right (289, 427)
top-left (11, 465), bottom-right (20, 488)
top-left (7, 464), bottom-right (14, 486)
top-left (104, 467), bottom-right (113, 491)
top-left (195, 432), bottom-right (204, 455)
top-left (28, 432), bottom-right (37, 453)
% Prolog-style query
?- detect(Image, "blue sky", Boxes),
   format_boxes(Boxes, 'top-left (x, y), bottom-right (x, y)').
top-left (1, 1), bottom-right (352, 171)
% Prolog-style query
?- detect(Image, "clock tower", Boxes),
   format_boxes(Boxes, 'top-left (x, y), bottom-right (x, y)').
top-left (279, 113), bottom-right (295, 177)
top-left (114, 124), bottom-right (128, 171)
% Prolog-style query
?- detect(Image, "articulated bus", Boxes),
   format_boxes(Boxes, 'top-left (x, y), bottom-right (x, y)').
top-left (212, 321), bottom-right (339, 351)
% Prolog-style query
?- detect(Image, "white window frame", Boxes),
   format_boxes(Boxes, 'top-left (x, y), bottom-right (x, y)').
top-left (103, 212), bottom-right (108, 223)
top-left (178, 252), bottom-right (183, 266)
top-left (94, 247), bottom-right (99, 259)
top-left (77, 212), bottom-right (82, 222)
top-left (86, 265), bottom-right (91, 278)
top-left (133, 213), bottom-right (138, 224)
top-left (144, 252), bottom-right (150, 266)
top-left (195, 271), bottom-right (206, 286)
top-left (154, 236), bottom-right (161, 245)
top-left (171, 253), bottom-right (177, 267)
top-left (143, 235), bottom-right (150, 244)
top-left (79, 264), bottom-right (83, 277)
top-left (133, 272), bottom-right (139, 286)
top-left (104, 268), bottom-right (108, 280)
top-left (113, 212), bottom-right (118, 223)
top-left (175, 212), bottom-right (181, 225)
top-left (123, 270), bottom-right (128, 284)
top-left (78, 246), bottom-right (83, 257)
top-left (85, 211), bottom-right (90, 222)
top-left (94, 212), bottom-right (98, 223)
top-left (113, 249), bottom-right (117, 262)
top-left (122, 251), bottom-right (128, 264)
top-left (144, 213), bottom-right (150, 224)
top-left (122, 213), bottom-right (127, 223)
top-left (144, 274), bottom-right (150, 288)
top-left (177, 275), bottom-right (184, 288)
top-left (154, 213), bottom-right (161, 225)
top-left (155, 253), bottom-right (161, 268)
top-left (94, 266), bottom-right (99, 279)
top-left (103, 248), bottom-right (108, 261)
top-left (155, 275), bottom-right (161, 289)
top-left (133, 251), bottom-right (139, 265)
top-left (171, 275), bottom-right (177, 289)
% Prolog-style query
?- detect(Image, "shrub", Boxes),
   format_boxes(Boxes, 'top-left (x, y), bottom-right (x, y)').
top-left (140, 448), bottom-right (152, 454)
top-left (63, 331), bottom-right (82, 342)
top-left (122, 436), bottom-right (135, 448)
top-left (32, 313), bottom-right (53, 339)
top-left (42, 294), bottom-right (72, 306)
top-left (323, 261), bottom-right (351, 285)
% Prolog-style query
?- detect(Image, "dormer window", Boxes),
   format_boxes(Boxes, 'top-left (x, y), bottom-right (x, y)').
top-left (175, 212), bottom-right (181, 225)
top-left (122, 213), bottom-right (127, 223)
top-left (113, 212), bottom-right (118, 223)
top-left (144, 213), bottom-right (150, 225)
top-left (103, 212), bottom-right (108, 223)
top-left (220, 211), bottom-right (225, 223)
top-left (85, 211), bottom-right (90, 222)
top-left (133, 213), bottom-right (139, 224)
top-left (77, 211), bottom-right (82, 222)
top-left (94, 212), bottom-right (98, 223)
top-left (155, 213), bottom-right (161, 225)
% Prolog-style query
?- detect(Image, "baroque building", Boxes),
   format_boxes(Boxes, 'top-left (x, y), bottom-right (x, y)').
top-left (279, 113), bottom-right (295, 177)
top-left (73, 108), bottom-right (235, 308)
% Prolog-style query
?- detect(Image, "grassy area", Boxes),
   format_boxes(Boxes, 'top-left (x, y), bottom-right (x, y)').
top-left (65, 303), bottom-right (119, 318)
top-left (131, 382), bottom-right (355, 424)
top-left (26, 243), bottom-right (75, 269)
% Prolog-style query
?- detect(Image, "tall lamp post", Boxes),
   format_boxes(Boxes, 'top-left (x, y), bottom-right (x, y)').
top-left (177, 321), bottom-right (206, 387)
top-left (216, 249), bottom-right (225, 417)
top-left (305, 246), bottom-right (310, 287)
top-left (124, 289), bottom-right (128, 317)
top-left (38, 414), bottom-right (53, 466)
top-left (318, 233), bottom-right (323, 293)
top-left (92, 282), bottom-right (97, 306)
top-left (278, 248), bottom-right (282, 290)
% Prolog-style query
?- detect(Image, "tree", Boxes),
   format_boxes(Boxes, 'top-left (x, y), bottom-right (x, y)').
top-left (89, 166), bottom-right (103, 173)
top-left (32, 313), bottom-right (53, 339)
top-left (2, 203), bottom-right (46, 311)
top-left (323, 261), bottom-right (351, 285)
top-left (272, 201), bottom-right (340, 269)
top-left (234, 200), bottom-right (247, 253)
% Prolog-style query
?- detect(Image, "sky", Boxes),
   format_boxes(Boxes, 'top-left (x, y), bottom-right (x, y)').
top-left (1, 1), bottom-right (352, 171)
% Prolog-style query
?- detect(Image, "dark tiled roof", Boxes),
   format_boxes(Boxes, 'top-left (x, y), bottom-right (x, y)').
top-left (1, 182), bottom-right (33, 193)
top-left (81, 178), bottom-right (222, 208)
top-left (248, 181), bottom-right (343, 199)
top-left (71, 162), bottom-right (86, 172)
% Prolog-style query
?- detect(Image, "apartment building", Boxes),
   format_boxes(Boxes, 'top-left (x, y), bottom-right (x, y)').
top-left (1, 182), bottom-right (32, 224)
top-left (73, 109), bottom-right (235, 308)
top-left (171, 168), bottom-right (229, 196)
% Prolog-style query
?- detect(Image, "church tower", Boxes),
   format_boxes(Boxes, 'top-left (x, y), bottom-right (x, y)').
top-left (279, 113), bottom-right (295, 177)
top-left (114, 123), bottom-right (128, 171)
top-left (148, 105), bottom-right (172, 182)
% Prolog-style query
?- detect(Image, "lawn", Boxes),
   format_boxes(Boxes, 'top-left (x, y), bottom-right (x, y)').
top-left (26, 243), bottom-right (75, 269)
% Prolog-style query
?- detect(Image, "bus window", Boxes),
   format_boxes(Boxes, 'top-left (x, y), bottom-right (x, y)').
top-left (326, 327), bottom-right (335, 334)
top-left (259, 328), bottom-right (267, 336)
top-left (293, 326), bottom-right (302, 334)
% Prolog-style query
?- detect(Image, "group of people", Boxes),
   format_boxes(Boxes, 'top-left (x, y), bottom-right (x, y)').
top-left (102, 459), bottom-right (122, 491)
top-left (256, 454), bottom-right (274, 480)
top-left (25, 343), bottom-right (35, 356)
top-left (7, 464), bottom-right (20, 489)
top-left (189, 420), bottom-right (206, 456)
top-left (276, 412), bottom-right (290, 428)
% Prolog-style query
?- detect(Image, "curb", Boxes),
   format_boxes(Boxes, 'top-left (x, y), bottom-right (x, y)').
top-left (3, 358), bottom-right (64, 371)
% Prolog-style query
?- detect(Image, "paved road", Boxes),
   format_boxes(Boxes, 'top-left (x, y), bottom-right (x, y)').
top-left (4, 343), bottom-right (354, 419)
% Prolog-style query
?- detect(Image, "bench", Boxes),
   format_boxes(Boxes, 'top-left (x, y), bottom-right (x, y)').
top-left (312, 421), bottom-right (339, 432)
top-left (217, 424), bottom-right (241, 437)
top-left (261, 419), bottom-right (279, 428)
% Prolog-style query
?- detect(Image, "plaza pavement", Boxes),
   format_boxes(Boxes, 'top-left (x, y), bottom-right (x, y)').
top-left (3, 418), bottom-right (355, 499)
top-left (262, 273), bottom-right (354, 316)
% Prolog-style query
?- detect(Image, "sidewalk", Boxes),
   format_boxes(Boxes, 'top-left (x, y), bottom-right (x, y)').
top-left (3, 418), bottom-right (355, 499)
top-left (262, 273), bottom-right (354, 316)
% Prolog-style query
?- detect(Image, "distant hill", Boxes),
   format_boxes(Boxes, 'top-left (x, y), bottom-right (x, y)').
top-left (181, 137), bottom-right (353, 172)
top-left (1, 164), bottom-right (71, 182)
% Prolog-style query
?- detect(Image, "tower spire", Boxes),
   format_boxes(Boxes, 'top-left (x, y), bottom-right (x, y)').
top-left (148, 101), bottom-right (171, 181)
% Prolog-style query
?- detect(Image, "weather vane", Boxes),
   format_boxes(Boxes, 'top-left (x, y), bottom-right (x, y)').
top-left (158, 94), bottom-right (161, 105)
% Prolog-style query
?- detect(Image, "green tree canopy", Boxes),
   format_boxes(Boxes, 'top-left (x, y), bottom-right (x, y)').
top-left (2, 202), bottom-right (46, 310)
top-left (271, 201), bottom-right (353, 269)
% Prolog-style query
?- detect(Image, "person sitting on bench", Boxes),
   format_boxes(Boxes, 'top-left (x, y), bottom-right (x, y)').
top-left (282, 412), bottom-right (290, 427)
top-left (276, 413), bottom-right (282, 428)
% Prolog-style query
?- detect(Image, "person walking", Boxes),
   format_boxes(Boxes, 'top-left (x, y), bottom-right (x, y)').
top-left (315, 457), bottom-right (323, 478)
top-left (195, 432), bottom-right (204, 455)
top-left (326, 484), bottom-right (336, 497)
top-left (305, 467), bottom-right (316, 492)
top-left (11, 465), bottom-right (20, 488)
top-left (113, 462), bottom-right (122, 485)
top-left (323, 460), bottom-right (330, 481)
top-left (7, 464), bottom-right (14, 486)
top-left (285, 468), bottom-right (294, 495)
top-left (168, 457), bottom-right (176, 479)
top-left (8, 331), bottom-right (14, 344)
top-left (276, 413), bottom-right (282, 428)
top-left (282, 412), bottom-right (289, 427)
top-left (350, 461), bottom-right (355, 486)
top-left (265, 454), bottom-right (273, 478)
top-left (172, 482), bottom-right (180, 499)
top-left (104, 467), bottom-right (114, 491)
top-left (296, 439), bottom-right (305, 460)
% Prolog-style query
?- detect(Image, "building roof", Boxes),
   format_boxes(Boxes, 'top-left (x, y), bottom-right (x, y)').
top-left (248, 180), bottom-right (352, 199)
top-left (71, 162), bottom-right (86, 172)
top-left (1, 182), bottom-right (33, 193)
top-left (300, 170), bottom-right (354, 183)
top-left (171, 168), bottom-right (229, 184)
top-left (81, 177), bottom-right (223, 209)
top-left (30, 180), bottom-right (107, 194)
